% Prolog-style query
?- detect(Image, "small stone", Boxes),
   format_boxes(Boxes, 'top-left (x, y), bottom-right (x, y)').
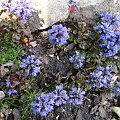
top-left (57, 56), bottom-right (59, 60)
top-left (0, 112), bottom-right (4, 120)
top-left (66, 43), bottom-right (75, 51)
top-left (68, 28), bottom-right (72, 32)
top-left (29, 41), bottom-right (37, 47)
top-left (0, 91), bottom-right (5, 100)
top-left (13, 108), bottom-right (20, 120)
top-left (3, 61), bottom-right (13, 67)
top-left (99, 106), bottom-right (106, 118)
top-left (0, 66), bottom-right (5, 77)
top-left (49, 54), bottom-right (54, 58)
top-left (73, 30), bottom-right (77, 34)
top-left (56, 115), bottom-right (59, 120)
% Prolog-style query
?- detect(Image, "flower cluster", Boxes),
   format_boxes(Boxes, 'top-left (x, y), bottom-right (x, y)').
top-left (31, 84), bottom-right (69, 117)
top-left (8, 89), bottom-right (17, 96)
top-left (1, 0), bottom-right (34, 22)
top-left (69, 87), bottom-right (85, 106)
top-left (69, 51), bottom-right (85, 69)
top-left (112, 82), bottom-right (120, 97)
top-left (95, 12), bottom-right (120, 57)
top-left (48, 24), bottom-right (68, 46)
top-left (53, 84), bottom-right (69, 106)
top-left (31, 84), bottom-right (85, 117)
top-left (6, 77), bottom-right (17, 96)
top-left (20, 55), bottom-right (42, 77)
top-left (6, 78), bottom-right (11, 87)
top-left (0, 0), bottom-right (10, 10)
top-left (87, 66), bottom-right (113, 88)
top-left (31, 93), bottom-right (55, 117)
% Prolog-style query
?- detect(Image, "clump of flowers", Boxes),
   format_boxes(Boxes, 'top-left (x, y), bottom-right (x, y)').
top-left (6, 77), bottom-right (17, 96)
top-left (87, 66), bottom-right (113, 88)
top-left (69, 51), bottom-right (85, 69)
top-left (48, 24), bottom-right (69, 46)
top-left (95, 12), bottom-right (120, 57)
top-left (8, 89), bottom-right (17, 96)
top-left (69, 87), bottom-right (85, 106)
top-left (31, 84), bottom-right (68, 117)
top-left (30, 93), bottom-right (55, 117)
top-left (53, 84), bottom-right (69, 106)
top-left (20, 55), bottom-right (42, 77)
top-left (112, 82), bottom-right (120, 97)
top-left (1, 0), bottom-right (34, 22)
top-left (31, 84), bottom-right (85, 117)
top-left (0, 0), bottom-right (10, 11)
top-left (6, 77), bottom-right (11, 87)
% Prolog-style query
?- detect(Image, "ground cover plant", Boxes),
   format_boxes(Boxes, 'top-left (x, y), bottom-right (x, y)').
top-left (0, 0), bottom-right (120, 120)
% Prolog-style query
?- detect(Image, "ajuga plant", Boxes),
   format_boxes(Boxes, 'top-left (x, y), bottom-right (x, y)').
top-left (95, 12), bottom-right (120, 57)
top-left (86, 66), bottom-right (113, 89)
top-left (48, 24), bottom-right (69, 46)
top-left (69, 51), bottom-right (85, 69)
top-left (30, 84), bottom-right (69, 117)
top-left (31, 84), bottom-right (85, 117)
top-left (20, 54), bottom-right (42, 77)
top-left (1, 0), bottom-right (34, 22)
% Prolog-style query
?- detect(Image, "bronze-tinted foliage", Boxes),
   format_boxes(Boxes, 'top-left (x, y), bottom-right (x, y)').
top-left (9, 73), bottom-right (22, 87)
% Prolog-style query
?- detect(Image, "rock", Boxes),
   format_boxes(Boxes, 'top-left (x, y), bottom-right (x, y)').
top-left (0, 91), bottom-right (5, 99)
top-left (1, 108), bottom-right (12, 120)
top-left (74, 0), bottom-right (120, 25)
top-left (99, 106), bottom-right (106, 118)
top-left (27, 0), bottom-right (69, 32)
top-left (75, 109), bottom-right (83, 120)
top-left (0, 62), bottom-right (13, 77)
top-left (0, 112), bottom-right (4, 120)
top-left (13, 108), bottom-right (20, 120)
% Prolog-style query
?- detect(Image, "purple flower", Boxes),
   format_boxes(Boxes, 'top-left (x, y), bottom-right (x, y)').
top-left (69, 87), bottom-right (85, 105)
top-left (20, 54), bottom-right (42, 77)
top-left (53, 84), bottom-right (69, 106)
top-left (34, 59), bottom-right (42, 65)
top-left (32, 67), bottom-right (40, 76)
top-left (31, 93), bottom-right (54, 117)
top-left (112, 82), bottom-right (120, 97)
top-left (115, 87), bottom-right (120, 93)
top-left (19, 62), bottom-right (27, 68)
top-left (0, 0), bottom-right (10, 11)
top-left (88, 66), bottom-right (113, 88)
top-left (8, 89), bottom-right (17, 96)
top-left (94, 12), bottom-right (120, 57)
top-left (48, 24), bottom-right (68, 46)
top-left (31, 84), bottom-right (86, 117)
top-left (69, 51), bottom-right (85, 69)
top-left (24, 69), bottom-right (30, 77)
top-left (6, 77), bottom-right (11, 87)
top-left (31, 85), bottom-right (68, 117)
top-left (3, 0), bottom-right (34, 22)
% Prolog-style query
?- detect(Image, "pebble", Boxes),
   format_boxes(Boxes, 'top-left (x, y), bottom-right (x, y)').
top-left (13, 108), bottom-right (20, 120)
top-left (0, 91), bottom-right (5, 100)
